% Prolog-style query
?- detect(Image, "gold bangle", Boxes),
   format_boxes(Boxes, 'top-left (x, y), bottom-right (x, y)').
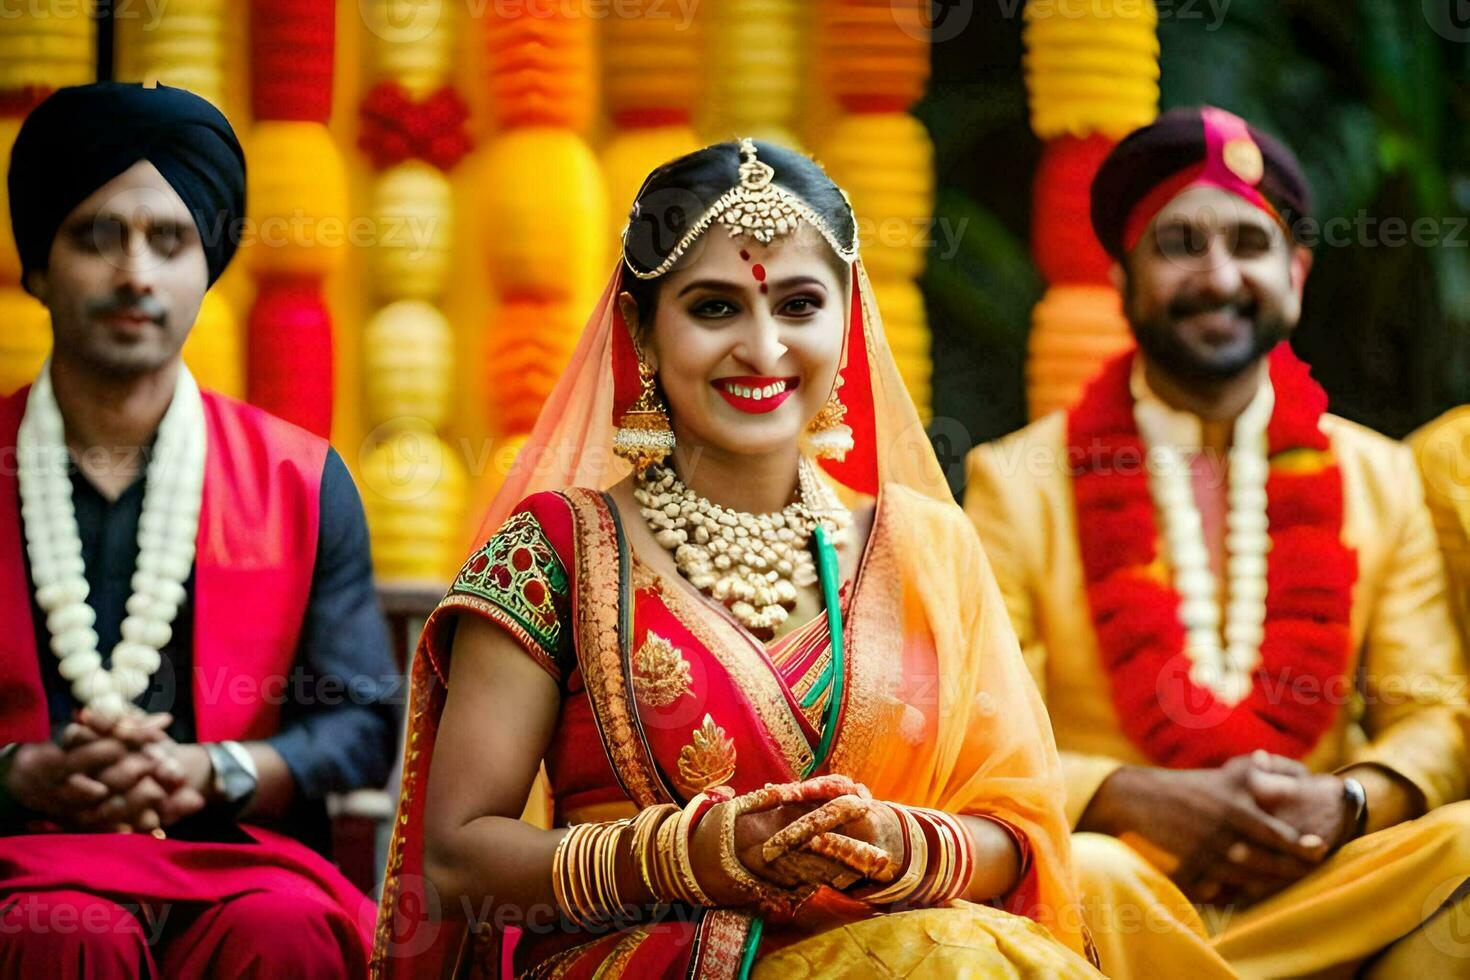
top-left (554, 819), bottom-right (636, 927)
top-left (600, 822), bottom-right (621, 919)
top-left (653, 809), bottom-right (683, 902)
top-left (865, 805), bottom-right (927, 906)
top-left (576, 824), bottom-right (603, 924)
top-left (631, 805), bottom-right (677, 903)
top-left (929, 811), bottom-right (973, 904)
top-left (556, 824), bottom-right (595, 926)
top-left (910, 810), bottom-right (952, 907)
top-left (914, 810), bottom-right (972, 905)
top-left (672, 793), bottom-right (715, 906)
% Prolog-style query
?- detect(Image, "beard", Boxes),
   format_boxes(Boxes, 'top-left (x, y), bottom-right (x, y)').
top-left (1125, 284), bottom-right (1289, 384)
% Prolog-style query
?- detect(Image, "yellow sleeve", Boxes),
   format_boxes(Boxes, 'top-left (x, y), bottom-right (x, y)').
top-left (1409, 410), bottom-right (1470, 646)
top-left (1348, 444), bottom-right (1470, 811)
top-left (964, 441), bottom-right (1122, 828)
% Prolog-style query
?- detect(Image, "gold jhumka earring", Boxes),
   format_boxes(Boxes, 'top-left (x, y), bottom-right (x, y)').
top-left (804, 377), bottom-right (855, 461)
top-left (613, 357), bottom-right (675, 470)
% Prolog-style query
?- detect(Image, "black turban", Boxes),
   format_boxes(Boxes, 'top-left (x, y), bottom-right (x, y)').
top-left (8, 82), bottom-right (246, 293)
top-left (1091, 106), bottom-right (1312, 260)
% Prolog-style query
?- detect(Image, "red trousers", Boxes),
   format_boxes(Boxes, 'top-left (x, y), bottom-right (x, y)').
top-left (0, 884), bottom-right (368, 979)
top-left (0, 826), bottom-right (374, 979)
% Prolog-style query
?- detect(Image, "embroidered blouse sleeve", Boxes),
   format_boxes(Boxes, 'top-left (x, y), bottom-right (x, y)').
top-left (444, 506), bottom-right (573, 683)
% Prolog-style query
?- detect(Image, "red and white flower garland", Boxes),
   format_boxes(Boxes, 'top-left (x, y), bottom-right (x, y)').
top-left (1068, 345), bottom-right (1357, 767)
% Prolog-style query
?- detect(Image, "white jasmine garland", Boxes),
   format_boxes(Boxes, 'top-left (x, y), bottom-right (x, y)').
top-left (18, 361), bottom-right (206, 721)
top-left (1135, 378), bottom-right (1274, 706)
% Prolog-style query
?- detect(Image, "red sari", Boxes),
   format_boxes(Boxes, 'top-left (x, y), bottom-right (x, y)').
top-left (375, 486), bottom-right (1096, 978)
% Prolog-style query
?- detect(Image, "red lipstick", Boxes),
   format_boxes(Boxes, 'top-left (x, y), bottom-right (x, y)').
top-left (711, 376), bottom-right (799, 414)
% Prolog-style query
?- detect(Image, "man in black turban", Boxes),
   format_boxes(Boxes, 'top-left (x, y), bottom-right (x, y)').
top-left (0, 84), bottom-right (397, 976)
top-left (967, 105), bottom-right (1470, 977)
top-left (8, 82), bottom-right (243, 378)
top-left (10, 81), bottom-right (245, 293)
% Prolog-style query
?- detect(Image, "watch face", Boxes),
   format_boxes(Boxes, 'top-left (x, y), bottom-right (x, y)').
top-left (209, 744), bottom-right (258, 806)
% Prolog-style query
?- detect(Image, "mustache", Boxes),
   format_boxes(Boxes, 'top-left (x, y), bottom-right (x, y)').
top-left (87, 293), bottom-right (167, 324)
top-left (1167, 292), bottom-right (1257, 320)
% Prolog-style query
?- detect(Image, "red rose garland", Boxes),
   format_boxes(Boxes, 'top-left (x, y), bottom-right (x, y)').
top-left (1067, 344), bottom-right (1357, 767)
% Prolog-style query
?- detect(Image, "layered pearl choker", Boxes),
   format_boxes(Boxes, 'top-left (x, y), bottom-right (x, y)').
top-left (1135, 371), bottom-right (1274, 706)
top-left (634, 456), bottom-right (851, 633)
top-left (18, 362), bottom-right (207, 721)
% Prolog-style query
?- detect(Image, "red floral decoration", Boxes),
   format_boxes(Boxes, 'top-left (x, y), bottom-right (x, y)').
top-left (247, 279), bottom-right (335, 437)
top-left (1067, 344), bottom-right (1357, 768)
top-left (0, 86), bottom-right (52, 118)
top-left (249, 0), bottom-right (335, 122)
top-left (1032, 134), bottom-right (1116, 285)
top-left (358, 82), bottom-right (474, 172)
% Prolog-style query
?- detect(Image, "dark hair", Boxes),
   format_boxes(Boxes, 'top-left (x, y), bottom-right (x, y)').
top-left (619, 140), bottom-right (857, 334)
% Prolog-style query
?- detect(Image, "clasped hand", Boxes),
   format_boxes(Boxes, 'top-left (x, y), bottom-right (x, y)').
top-left (1114, 751), bottom-right (1356, 907)
top-left (689, 775), bottom-right (906, 915)
top-left (4, 708), bottom-right (209, 834)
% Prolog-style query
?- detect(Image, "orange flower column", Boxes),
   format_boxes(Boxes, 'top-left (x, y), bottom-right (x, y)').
top-left (600, 1), bottom-right (703, 240)
top-left (816, 0), bottom-right (935, 419)
top-left (1022, 0), bottom-right (1159, 418)
top-left (705, 0), bottom-right (807, 149)
top-left (473, 10), bottom-right (606, 527)
top-left (115, 0), bottom-right (243, 397)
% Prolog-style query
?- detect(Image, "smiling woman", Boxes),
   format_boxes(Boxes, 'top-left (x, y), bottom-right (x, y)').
top-left (373, 139), bottom-right (1100, 979)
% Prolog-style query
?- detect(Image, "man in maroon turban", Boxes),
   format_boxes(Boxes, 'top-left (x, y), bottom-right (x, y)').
top-left (966, 106), bottom-right (1470, 977)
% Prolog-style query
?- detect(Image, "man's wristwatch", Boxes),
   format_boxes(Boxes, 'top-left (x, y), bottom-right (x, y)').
top-left (1340, 775), bottom-right (1368, 844)
top-left (205, 741), bottom-right (259, 817)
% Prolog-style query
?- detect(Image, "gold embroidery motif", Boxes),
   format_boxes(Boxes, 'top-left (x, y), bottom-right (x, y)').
top-left (826, 493), bottom-right (904, 778)
top-left (634, 558), bottom-right (814, 778)
top-left (676, 714), bottom-right (737, 796)
top-left (632, 631), bottom-right (695, 708)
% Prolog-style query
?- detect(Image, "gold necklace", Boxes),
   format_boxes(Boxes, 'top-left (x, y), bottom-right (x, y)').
top-left (634, 457), bottom-right (851, 632)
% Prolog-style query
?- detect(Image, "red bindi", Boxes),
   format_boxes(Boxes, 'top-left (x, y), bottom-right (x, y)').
top-left (751, 263), bottom-right (766, 282)
top-left (739, 249), bottom-right (750, 261)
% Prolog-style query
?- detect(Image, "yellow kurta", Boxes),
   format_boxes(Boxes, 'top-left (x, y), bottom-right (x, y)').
top-left (965, 409), bottom-right (1470, 979)
top-left (1410, 405), bottom-right (1470, 649)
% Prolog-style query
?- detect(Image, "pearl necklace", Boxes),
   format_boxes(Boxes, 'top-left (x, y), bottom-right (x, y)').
top-left (1135, 375), bottom-right (1274, 706)
top-left (18, 362), bottom-right (207, 721)
top-left (634, 456), bottom-right (851, 633)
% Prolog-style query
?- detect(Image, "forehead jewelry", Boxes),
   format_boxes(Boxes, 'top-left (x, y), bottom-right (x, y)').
top-left (622, 138), bottom-right (857, 280)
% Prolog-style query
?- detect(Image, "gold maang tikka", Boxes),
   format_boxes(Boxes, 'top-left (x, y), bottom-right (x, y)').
top-left (621, 138), bottom-right (858, 280)
top-left (613, 356), bottom-right (675, 471)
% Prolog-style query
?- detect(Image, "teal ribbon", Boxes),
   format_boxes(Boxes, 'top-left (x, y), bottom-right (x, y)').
top-left (738, 524), bottom-right (846, 979)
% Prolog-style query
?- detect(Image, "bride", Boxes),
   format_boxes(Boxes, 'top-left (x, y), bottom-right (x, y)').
top-left (372, 139), bottom-right (1100, 978)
